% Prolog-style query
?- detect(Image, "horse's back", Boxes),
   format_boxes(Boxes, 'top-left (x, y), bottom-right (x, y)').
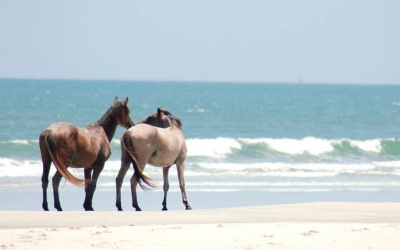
top-left (41, 122), bottom-right (78, 135)
top-left (40, 122), bottom-right (109, 166)
top-left (123, 123), bottom-right (158, 141)
top-left (123, 123), bottom-right (184, 147)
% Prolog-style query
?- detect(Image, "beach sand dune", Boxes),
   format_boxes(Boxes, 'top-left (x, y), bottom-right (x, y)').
top-left (1, 202), bottom-right (400, 249)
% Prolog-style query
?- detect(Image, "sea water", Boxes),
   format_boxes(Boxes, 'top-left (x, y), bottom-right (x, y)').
top-left (1, 79), bottom-right (400, 211)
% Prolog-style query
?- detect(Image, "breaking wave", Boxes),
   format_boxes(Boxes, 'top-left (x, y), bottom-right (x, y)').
top-left (185, 137), bottom-right (400, 161)
top-left (1, 137), bottom-right (400, 192)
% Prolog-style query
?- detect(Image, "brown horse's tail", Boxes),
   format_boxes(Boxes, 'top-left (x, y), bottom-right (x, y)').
top-left (121, 135), bottom-right (156, 191)
top-left (42, 129), bottom-right (85, 187)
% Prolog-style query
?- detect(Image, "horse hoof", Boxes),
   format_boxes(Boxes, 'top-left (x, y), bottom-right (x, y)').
top-left (135, 208), bottom-right (142, 212)
top-left (186, 206), bottom-right (192, 210)
top-left (162, 207), bottom-right (168, 211)
top-left (42, 204), bottom-right (49, 211)
top-left (116, 203), bottom-right (123, 211)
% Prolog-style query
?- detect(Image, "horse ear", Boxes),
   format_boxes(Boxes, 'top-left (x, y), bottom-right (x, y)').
top-left (114, 97), bottom-right (119, 104)
top-left (122, 97), bottom-right (129, 105)
top-left (157, 106), bottom-right (163, 115)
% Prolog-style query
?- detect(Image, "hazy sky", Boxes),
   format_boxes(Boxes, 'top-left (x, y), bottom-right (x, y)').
top-left (1, 1), bottom-right (399, 84)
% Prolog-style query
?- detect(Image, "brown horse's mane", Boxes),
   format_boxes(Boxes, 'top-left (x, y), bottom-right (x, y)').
top-left (94, 102), bottom-right (131, 127)
top-left (84, 101), bottom-right (133, 142)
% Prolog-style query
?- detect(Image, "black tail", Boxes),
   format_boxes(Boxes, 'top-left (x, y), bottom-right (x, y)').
top-left (121, 136), bottom-right (156, 191)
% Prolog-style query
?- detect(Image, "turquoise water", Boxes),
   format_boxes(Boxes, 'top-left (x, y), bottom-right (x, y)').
top-left (1, 79), bottom-right (400, 211)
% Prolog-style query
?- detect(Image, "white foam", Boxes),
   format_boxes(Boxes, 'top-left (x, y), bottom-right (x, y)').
top-left (7, 140), bottom-right (30, 145)
top-left (186, 137), bottom-right (241, 157)
top-left (349, 139), bottom-right (382, 153)
top-left (240, 137), bottom-right (334, 156)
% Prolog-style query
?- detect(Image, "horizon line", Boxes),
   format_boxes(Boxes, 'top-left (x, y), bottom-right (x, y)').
top-left (0, 77), bottom-right (399, 86)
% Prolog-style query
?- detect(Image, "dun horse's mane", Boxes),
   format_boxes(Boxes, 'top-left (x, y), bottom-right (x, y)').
top-left (139, 109), bottom-right (172, 124)
top-left (171, 116), bottom-right (182, 129)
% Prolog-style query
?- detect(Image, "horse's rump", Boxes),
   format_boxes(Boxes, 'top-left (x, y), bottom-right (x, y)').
top-left (121, 133), bottom-right (156, 191)
top-left (40, 127), bottom-right (86, 187)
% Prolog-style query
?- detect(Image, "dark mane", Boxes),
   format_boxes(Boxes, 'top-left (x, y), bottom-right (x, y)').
top-left (163, 110), bottom-right (172, 116)
top-left (139, 107), bottom-right (173, 128)
top-left (171, 116), bottom-right (182, 129)
top-left (89, 101), bottom-right (133, 141)
top-left (95, 102), bottom-right (129, 127)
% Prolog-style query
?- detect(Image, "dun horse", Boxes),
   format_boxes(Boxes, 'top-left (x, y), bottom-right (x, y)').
top-left (116, 115), bottom-right (192, 211)
top-left (39, 97), bottom-right (134, 211)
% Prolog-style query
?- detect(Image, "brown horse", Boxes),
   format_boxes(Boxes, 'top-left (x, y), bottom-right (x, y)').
top-left (39, 97), bottom-right (134, 211)
top-left (116, 115), bottom-right (192, 211)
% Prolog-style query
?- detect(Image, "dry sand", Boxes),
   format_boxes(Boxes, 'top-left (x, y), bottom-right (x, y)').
top-left (1, 202), bottom-right (400, 249)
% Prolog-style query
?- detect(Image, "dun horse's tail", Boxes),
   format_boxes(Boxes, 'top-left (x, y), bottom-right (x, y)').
top-left (41, 129), bottom-right (85, 187)
top-left (121, 136), bottom-right (156, 191)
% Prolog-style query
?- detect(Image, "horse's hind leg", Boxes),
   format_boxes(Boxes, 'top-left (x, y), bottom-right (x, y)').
top-left (116, 155), bottom-right (130, 211)
top-left (52, 170), bottom-right (63, 211)
top-left (41, 157), bottom-right (51, 211)
top-left (130, 173), bottom-right (141, 211)
top-left (40, 137), bottom-right (51, 211)
top-left (177, 162), bottom-right (192, 210)
top-left (162, 166), bottom-right (171, 211)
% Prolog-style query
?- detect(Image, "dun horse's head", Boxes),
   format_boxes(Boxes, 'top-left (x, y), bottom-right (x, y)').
top-left (140, 106), bottom-right (173, 128)
top-left (113, 97), bottom-right (134, 128)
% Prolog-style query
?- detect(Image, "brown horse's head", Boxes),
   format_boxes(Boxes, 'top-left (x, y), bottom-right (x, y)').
top-left (112, 97), bottom-right (135, 128)
top-left (140, 106), bottom-right (173, 128)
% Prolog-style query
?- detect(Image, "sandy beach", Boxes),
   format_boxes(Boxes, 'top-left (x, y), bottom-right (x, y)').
top-left (1, 202), bottom-right (400, 249)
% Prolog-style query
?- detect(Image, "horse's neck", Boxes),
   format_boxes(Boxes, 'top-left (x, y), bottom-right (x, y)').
top-left (95, 116), bottom-right (118, 142)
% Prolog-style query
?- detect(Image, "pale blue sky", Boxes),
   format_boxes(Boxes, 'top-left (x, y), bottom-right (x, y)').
top-left (0, 1), bottom-right (399, 84)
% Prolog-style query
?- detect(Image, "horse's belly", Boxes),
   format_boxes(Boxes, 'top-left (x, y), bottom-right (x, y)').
top-left (68, 150), bottom-right (108, 168)
top-left (68, 157), bottom-right (96, 168)
top-left (148, 155), bottom-right (175, 168)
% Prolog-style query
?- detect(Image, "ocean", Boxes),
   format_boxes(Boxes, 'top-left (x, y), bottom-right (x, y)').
top-left (1, 79), bottom-right (400, 211)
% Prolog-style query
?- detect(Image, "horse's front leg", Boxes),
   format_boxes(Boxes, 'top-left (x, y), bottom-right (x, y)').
top-left (83, 164), bottom-right (105, 211)
top-left (116, 154), bottom-right (131, 211)
top-left (52, 170), bottom-right (63, 211)
top-left (83, 168), bottom-right (93, 211)
top-left (177, 162), bottom-right (192, 210)
top-left (162, 166), bottom-right (171, 211)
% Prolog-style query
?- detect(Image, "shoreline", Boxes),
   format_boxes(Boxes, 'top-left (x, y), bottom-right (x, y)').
top-left (1, 203), bottom-right (400, 249)
top-left (2, 202), bottom-right (400, 230)
top-left (2, 188), bottom-right (400, 211)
